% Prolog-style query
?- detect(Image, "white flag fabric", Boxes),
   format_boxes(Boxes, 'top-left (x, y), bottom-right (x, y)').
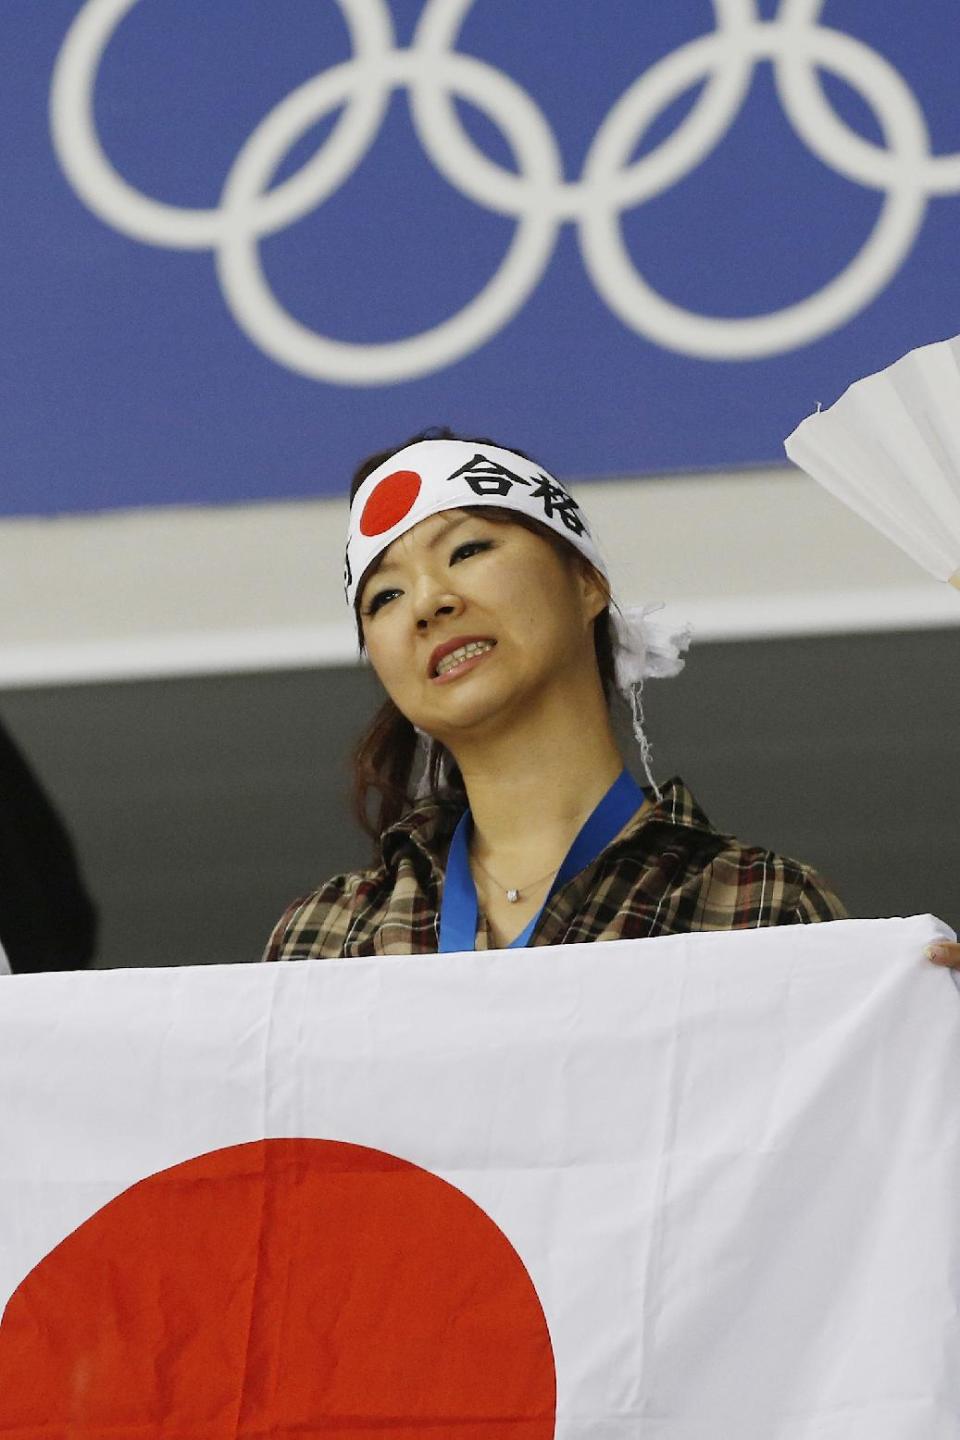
top-left (0, 914), bottom-right (957, 1438)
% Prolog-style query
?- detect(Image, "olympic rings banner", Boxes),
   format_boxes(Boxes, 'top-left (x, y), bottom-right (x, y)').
top-left (3, 0), bottom-right (960, 515)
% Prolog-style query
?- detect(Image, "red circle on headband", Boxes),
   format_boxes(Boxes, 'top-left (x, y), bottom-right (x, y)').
top-left (360, 470), bottom-right (422, 536)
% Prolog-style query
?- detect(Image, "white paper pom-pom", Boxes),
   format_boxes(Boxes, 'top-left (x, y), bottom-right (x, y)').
top-left (611, 602), bottom-right (694, 689)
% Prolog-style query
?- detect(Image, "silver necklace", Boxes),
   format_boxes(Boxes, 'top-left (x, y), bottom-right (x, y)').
top-left (469, 851), bottom-right (560, 904)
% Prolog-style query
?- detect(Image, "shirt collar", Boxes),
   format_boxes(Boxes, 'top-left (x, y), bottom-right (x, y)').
top-left (379, 775), bottom-right (718, 877)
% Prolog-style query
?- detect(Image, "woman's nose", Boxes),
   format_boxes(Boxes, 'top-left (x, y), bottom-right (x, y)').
top-left (415, 589), bottom-right (464, 630)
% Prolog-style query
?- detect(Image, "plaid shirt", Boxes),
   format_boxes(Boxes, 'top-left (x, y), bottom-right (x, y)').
top-left (263, 775), bottom-right (848, 961)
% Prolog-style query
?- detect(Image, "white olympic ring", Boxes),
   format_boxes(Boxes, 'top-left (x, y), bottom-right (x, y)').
top-left (49, 0), bottom-right (960, 382)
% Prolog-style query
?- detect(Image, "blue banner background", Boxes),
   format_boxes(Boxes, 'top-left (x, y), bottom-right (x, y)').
top-left (2, 0), bottom-right (959, 515)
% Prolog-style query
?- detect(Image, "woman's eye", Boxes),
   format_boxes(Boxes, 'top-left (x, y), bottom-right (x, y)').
top-left (451, 540), bottom-right (491, 563)
top-left (364, 588), bottom-right (400, 616)
top-left (363, 542), bottom-right (490, 615)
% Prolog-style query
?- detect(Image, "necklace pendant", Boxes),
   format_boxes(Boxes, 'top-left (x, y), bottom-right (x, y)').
top-left (506, 888), bottom-right (520, 904)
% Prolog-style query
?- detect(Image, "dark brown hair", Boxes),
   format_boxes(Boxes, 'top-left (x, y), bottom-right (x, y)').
top-left (348, 428), bottom-right (619, 845)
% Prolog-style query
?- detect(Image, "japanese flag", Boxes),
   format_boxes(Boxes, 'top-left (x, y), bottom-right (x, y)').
top-left (0, 915), bottom-right (958, 1437)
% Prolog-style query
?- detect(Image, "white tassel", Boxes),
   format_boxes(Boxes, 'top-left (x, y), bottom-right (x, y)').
top-left (610, 603), bottom-right (694, 803)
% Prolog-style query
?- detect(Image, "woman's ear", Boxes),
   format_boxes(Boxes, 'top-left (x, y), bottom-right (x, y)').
top-left (575, 559), bottom-right (610, 625)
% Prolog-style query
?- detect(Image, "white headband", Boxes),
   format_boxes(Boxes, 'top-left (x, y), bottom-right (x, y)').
top-left (345, 440), bottom-right (608, 608)
top-left (345, 439), bottom-right (693, 801)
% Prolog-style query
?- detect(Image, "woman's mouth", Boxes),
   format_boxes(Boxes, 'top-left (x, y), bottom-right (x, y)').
top-left (431, 639), bottom-right (497, 683)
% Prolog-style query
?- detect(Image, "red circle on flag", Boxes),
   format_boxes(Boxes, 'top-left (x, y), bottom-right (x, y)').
top-left (0, 1138), bottom-right (557, 1436)
top-left (359, 470), bottom-right (421, 536)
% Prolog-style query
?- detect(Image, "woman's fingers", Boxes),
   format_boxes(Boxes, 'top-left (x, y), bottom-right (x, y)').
top-left (925, 942), bottom-right (960, 969)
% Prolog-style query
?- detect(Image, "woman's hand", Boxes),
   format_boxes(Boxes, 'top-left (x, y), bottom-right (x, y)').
top-left (925, 942), bottom-right (960, 969)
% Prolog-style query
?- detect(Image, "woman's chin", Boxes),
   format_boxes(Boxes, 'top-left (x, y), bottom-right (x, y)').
top-left (423, 697), bottom-right (522, 748)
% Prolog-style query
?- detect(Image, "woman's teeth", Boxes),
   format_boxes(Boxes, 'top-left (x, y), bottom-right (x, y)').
top-left (435, 640), bottom-right (495, 676)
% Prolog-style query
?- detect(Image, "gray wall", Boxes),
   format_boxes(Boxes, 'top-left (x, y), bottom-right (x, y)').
top-left (1, 626), bottom-right (958, 969)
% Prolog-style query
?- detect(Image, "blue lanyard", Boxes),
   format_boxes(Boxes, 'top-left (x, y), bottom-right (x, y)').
top-left (438, 768), bottom-right (645, 953)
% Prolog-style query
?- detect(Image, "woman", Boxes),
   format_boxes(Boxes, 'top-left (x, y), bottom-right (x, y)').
top-left (264, 429), bottom-right (959, 968)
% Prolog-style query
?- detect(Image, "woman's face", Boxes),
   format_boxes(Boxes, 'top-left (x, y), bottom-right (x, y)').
top-left (358, 509), bottom-right (607, 745)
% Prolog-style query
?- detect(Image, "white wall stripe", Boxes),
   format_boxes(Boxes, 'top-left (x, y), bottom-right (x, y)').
top-left (0, 586), bottom-right (957, 689)
top-left (2, 469), bottom-right (957, 688)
